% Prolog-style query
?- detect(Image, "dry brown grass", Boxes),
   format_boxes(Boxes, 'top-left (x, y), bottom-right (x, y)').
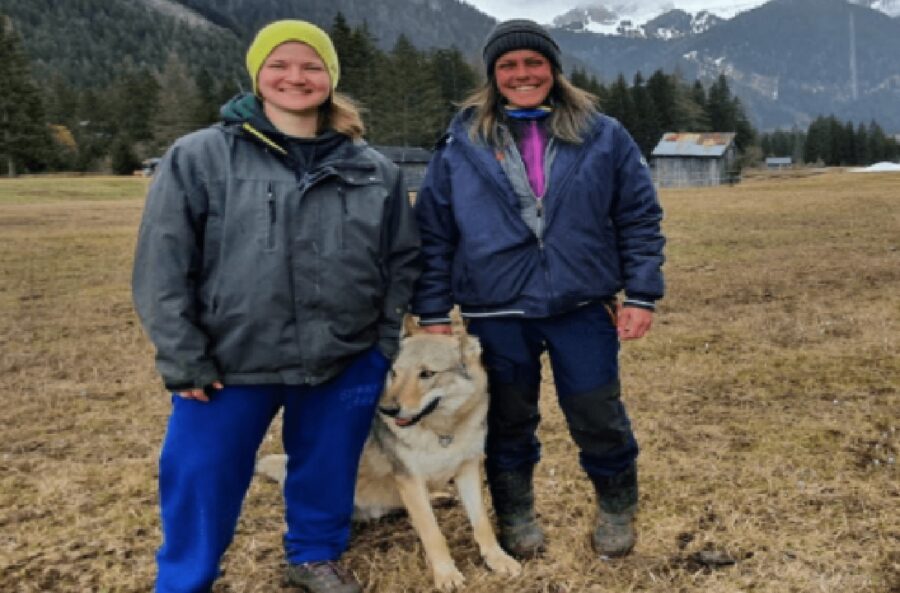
top-left (0, 171), bottom-right (897, 593)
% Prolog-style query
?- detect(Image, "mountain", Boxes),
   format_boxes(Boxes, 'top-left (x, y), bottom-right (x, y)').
top-left (553, 0), bottom-right (900, 131)
top-left (2, 0), bottom-right (899, 133)
top-left (0, 0), bottom-right (497, 89)
top-left (851, 0), bottom-right (900, 16)
top-left (0, 0), bottom-right (245, 87)
top-left (552, 5), bottom-right (724, 38)
top-left (546, 0), bottom-right (900, 33)
top-left (179, 0), bottom-right (495, 52)
top-left (642, 10), bottom-right (725, 39)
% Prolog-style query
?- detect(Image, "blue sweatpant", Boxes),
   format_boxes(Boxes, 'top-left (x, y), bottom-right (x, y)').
top-left (154, 348), bottom-right (389, 593)
top-left (467, 302), bottom-right (639, 480)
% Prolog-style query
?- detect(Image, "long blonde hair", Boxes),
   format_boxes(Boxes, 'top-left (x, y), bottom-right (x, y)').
top-left (461, 71), bottom-right (598, 146)
top-left (320, 92), bottom-right (365, 140)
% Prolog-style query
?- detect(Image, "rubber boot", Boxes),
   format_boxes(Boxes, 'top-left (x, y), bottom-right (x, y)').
top-left (590, 464), bottom-right (638, 558)
top-left (487, 465), bottom-right (546, 559)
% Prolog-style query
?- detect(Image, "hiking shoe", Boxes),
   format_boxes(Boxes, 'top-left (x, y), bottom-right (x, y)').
top-left (285, 561), bottom-right (361, 593)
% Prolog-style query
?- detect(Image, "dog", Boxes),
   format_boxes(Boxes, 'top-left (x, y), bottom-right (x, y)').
top-left (256, 324), bottom-right (521, 590)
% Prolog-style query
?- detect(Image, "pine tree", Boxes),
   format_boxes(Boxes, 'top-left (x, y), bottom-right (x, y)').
top-left (629, 72), bottom-right (660, 156)
top-left (330, 18), bottom-right (384, 134)
top-left (431, 47), bottom-right (478, 129)
top-left (804, 116), bottom-right (830, 165)
top-left (731, 96), bottom-right (756, 151)
top-left (373, 35), bottom-right (443, 147)
top-left (866, 120), bottom-right (888, 162)
top-left (570, 68), bottom-right (604, 107)
top-left (855, 122), bottom-right (870, 164)
top-left (646, 70), bottom-right (676, 133)
top-left (841, 121), bottom-right (857, 165)
top-left (685, 81), bottom-right (711, 131)
top-left (107, 63), bottom-right (160, 143)
top-left (604, 74), bottom-right (636, 134)
top-left (151, 53), bottom-right (206, 153)
top-left (570, 68), bottom-right (591, 92)
top-left (0, 16), bottom-right (53, 175)
top-left (109, 134), bottom-right (140, 175)
top-left (706, 74), bottom-right (736, 133)
top-left (791, 126), bottom-right (806, 164)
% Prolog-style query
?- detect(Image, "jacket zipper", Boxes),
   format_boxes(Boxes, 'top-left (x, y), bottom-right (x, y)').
top-left (338, 185), bottom-right (347, 250)
top-left (266, 183), bottom-right (276, 249)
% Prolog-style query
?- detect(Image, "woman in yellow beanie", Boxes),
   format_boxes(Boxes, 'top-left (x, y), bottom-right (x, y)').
top-left (133, 20), bottom-right (420, 593)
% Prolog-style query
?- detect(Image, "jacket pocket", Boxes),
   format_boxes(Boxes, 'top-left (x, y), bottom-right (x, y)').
top-left (338, 175), bottom-right (387, 253)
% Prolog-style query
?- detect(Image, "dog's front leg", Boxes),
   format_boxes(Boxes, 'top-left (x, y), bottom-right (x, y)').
top-left (454, 458), bottom-right (522, 576)
top-left (394, 474), bottom-right (465, 591)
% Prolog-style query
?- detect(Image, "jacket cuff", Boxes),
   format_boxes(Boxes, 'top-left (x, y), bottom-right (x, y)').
top-left (162, 362), bottom-right (220, 391)
top-left (623, 295), bottom-right (657, 311)
top-left (417, 314), bottom-right (452, 326)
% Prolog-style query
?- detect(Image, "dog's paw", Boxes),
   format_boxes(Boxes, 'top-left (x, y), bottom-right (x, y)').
top-left (484, 547), bottom-right (522, 576)
top-left (432, 562), bottom-right (465, 591)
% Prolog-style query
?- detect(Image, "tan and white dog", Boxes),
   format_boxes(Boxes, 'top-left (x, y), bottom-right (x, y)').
top-left (256, 326), bottom-right (521, 590)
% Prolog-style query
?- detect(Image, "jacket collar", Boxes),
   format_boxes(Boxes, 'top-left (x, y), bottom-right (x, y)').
top-left (446, 107), bottom-right (604, 197)
top-left (220, 92), bottom-right (362, 167)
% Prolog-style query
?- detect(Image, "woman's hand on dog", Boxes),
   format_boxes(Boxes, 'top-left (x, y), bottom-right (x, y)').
top-left (176, 381), bottom-right (224, 402)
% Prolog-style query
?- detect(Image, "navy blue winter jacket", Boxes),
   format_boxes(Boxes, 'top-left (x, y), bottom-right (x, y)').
top-left (412, 109), bottom-right (665, 322)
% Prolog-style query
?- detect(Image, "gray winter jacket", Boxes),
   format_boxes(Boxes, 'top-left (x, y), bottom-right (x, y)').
top-left (133, 117), bottom-right (421, 390)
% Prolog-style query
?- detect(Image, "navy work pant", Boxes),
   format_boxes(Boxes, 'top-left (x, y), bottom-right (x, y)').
top-left (154, 348), bottom-right (389, 593)
top-left (467, 302), bottom-right (639, 480)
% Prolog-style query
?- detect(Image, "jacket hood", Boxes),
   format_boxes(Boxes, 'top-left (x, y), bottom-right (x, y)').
top-left (219, 92), bottom-right (348, 166)
top-left (220, 92), bottom-right (271, 131)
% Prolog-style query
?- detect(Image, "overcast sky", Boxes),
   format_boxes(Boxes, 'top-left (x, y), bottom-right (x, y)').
top-left (463, 1), bottom-right (769, 24)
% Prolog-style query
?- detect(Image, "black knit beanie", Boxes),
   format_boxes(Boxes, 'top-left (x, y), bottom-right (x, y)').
top-left (482, 19), bottom-right (561, 77)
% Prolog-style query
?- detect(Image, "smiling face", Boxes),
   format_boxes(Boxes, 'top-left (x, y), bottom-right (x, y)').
top-left (257, 41), bottom-right (332, 120)
top-left (493, 49), bottom-right (554, 109)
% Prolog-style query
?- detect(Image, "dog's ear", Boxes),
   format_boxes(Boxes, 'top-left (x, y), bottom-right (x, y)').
top-left (459, 332), bottom-right (482, 361)
top-left (402, 314), bottom-right (422, 338)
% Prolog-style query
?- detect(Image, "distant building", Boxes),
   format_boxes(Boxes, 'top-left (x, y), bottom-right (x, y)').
top-left (373, 146), bottom-right (433, 194)
top-left (765, 157), bottom-right (793, 169)
top-left (650, 132), bottom-right (738, 187)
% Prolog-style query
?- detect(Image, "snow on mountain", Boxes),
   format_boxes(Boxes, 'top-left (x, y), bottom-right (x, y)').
top-left (548, 0), bottom-right (900, 37)
top-left (550, 1), bottom-right (763, 36)
top-left (852, 0), bottom-right (900, 17)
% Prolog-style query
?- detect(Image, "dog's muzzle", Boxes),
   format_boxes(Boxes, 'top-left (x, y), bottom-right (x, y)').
top-left (379, 397), bottom-right (441, 428)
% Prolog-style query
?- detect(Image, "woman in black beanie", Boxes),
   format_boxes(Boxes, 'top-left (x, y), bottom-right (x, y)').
top-left (412, 19), bottom-right (665, 560)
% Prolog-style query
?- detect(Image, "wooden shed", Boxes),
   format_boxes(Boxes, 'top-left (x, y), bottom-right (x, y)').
top-left (651, 132), bottom-right (737, 187)
top-left (373, 146), bottom-right (433, 194)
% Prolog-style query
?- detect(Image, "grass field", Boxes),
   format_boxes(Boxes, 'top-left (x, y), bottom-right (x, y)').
top-left (0, 171), bottom-right (897, 592)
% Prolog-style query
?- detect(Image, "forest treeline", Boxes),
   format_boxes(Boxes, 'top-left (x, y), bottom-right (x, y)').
top-left (1, 12), bottom-right (897, 176)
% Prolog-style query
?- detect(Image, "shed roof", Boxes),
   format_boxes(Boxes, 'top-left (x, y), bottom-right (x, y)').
top-left (651, 132), bottom-right (736, 158)
top-left (373, 145), bottom-right (433, 163)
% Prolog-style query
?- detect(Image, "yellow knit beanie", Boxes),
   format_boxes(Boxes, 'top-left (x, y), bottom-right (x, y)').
top-left (245, 20), bottom-right (340, 94)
